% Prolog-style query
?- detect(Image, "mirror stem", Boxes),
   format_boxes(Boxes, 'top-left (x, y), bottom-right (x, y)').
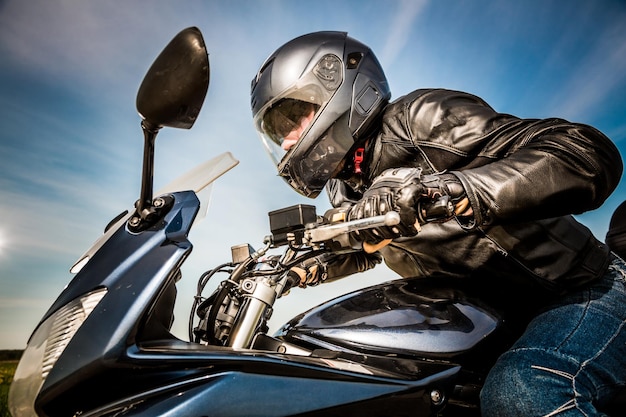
top-left (137, 120), bottom-right (161, 218)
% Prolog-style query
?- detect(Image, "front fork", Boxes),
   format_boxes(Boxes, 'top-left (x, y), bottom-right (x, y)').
top-left (223, 241), bottom-right (295, 349)
top-left (228, 276), bottom-right (278, 349)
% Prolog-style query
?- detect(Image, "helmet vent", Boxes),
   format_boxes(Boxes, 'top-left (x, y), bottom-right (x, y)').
top-left (314, 54), bottom-right (342, 91)
top-left (347, 52), bottom-right (363, 69)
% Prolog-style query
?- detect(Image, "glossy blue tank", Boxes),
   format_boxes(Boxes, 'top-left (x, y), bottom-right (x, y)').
top-left (276, 276), bottom-right (503, 359)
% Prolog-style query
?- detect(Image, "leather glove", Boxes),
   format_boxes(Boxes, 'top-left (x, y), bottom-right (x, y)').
top-left (287, 255), bottom-right (328, 289)
top-left (285, 251), bottom-right (382, 290)
top-left (349, 168), bottom-right (469, 243)
top-left (416, 172), bottom-right (472, 221)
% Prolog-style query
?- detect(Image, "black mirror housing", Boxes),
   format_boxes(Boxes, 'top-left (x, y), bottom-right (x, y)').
top-left (136, 27), bottom-right (209, 130)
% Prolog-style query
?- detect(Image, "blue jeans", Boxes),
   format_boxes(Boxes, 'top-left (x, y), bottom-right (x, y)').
top-left (481, 255), bottom-right (626, 417)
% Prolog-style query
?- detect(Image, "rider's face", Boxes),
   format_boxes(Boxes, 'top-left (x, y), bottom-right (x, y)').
top-left (281, 110), bottom-right (315, 151)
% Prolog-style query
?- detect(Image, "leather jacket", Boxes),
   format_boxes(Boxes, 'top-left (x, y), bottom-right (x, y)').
top-left (325, 88), bottom-right (623, 295)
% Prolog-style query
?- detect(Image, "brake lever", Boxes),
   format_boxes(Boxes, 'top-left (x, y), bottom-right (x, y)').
top-left (304, 211), bottom-right (400, 245)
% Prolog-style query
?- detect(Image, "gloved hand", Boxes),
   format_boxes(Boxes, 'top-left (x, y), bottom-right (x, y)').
top-left (285, 251), bottom-right (382, 291)
top-left (416, 172), bottom-right (472, 221)
top-left (349, 167), bottom-right (470, 243)
top-left (287, 255), bottom-right (328, 289)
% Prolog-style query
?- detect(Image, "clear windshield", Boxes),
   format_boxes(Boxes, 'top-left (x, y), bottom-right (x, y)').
top-left (156, 151), bottom-right (239, 195)
top-left (70, 152), bottom-right (239, 273)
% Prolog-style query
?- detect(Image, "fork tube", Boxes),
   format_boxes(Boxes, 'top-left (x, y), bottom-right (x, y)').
top-left (228, 279), bottom-right (276, 349)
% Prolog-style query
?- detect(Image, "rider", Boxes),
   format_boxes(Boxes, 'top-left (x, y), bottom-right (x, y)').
top-left (251, 31), bottom-right (626, 416)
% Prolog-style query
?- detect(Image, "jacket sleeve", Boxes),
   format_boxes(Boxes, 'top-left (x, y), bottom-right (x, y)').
top-left (455, 119), bottom-right (623, 226)
top-left (406, 89), bottom-right (623, 226)
top-left (323, 251), bottom-right (383, 283)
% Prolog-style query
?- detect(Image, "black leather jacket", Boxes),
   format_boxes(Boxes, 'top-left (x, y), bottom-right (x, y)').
top-left (325, 88), bottom-right (623, 295)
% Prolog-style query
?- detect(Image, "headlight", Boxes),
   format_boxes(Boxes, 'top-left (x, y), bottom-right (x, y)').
top-left (8, 288), bottom-right (107, 417)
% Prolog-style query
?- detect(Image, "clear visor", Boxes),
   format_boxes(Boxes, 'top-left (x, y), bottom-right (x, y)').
top-left (254, 54), bottom-right (343, 168)
top-left (261, 99), bottom-right (320, 146)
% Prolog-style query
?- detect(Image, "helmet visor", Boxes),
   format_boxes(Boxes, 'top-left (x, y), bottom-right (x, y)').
top-left (253, 53), bottom-right (345, 196)
top-left (256, 95), bottom-right (322, 169)
top-left (261, 99), bottom-right (320, 145)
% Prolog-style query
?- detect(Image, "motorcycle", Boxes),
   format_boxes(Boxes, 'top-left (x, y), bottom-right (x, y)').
top-left (8, 27), bottom-right (623, 417)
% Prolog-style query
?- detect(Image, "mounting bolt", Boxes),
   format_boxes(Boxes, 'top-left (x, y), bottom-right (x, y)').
top-left (129, 216), bottom-right (141, 227)
top-left (241, 279), bottom-right (255, 293)
top-left (430, 389), bottom-right (444, 406)
top-left (153, 197), bottom-right (165, 208)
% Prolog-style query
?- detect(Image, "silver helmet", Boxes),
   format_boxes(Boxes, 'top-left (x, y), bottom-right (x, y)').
top-left (251, 31), bottom-right (390, 198)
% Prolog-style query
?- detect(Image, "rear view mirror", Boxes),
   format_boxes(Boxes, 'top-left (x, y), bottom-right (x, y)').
top-left (136, 26), bottom-right (209, 129)
top-left (133, 27), bottom-right (210, 230)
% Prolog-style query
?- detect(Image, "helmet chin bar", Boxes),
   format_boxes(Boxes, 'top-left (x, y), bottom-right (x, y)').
top-left (279, 114), bottom-right (355, 198)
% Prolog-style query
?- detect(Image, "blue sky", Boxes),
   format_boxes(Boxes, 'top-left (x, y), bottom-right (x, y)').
top-left (1, 0), bottom-right (625, 349)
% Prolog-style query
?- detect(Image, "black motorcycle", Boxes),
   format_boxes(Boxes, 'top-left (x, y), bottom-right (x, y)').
top-left (8, 27), bottom-right (623, 417)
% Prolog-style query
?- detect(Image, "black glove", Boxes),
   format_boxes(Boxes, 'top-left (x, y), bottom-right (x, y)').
top-left (414, 172), bottom-right (471, 222)
top-left (349, 168), bottom-right (468, 243)
top-left (287, 255), bottom-right (328, 289)
top-left (285, 251), bottom-right (382, 291)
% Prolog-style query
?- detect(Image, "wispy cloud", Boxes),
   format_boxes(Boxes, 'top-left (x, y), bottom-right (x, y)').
top-left (546, 21), bottom-right (626, 124)
top-left (0, 1), bottom-right (186, 101)
top-left (379, 0), bottom-right (428, 66)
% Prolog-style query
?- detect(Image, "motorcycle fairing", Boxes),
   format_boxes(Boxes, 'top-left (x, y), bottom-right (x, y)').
top-left (29, 191), bottom-right (200, 416)
top-left (61, 342), bottom-right (462, 417)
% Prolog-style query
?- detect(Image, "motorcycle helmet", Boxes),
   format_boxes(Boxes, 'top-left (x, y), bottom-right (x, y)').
top-left (251, 31), bottom-right (391, 198)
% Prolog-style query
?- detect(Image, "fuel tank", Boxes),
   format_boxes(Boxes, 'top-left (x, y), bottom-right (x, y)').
top-left (276, 276), bottom-right (505, 359)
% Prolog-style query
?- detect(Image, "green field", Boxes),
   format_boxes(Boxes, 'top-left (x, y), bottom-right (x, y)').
top-left (0, 352), bottom-right (22, 417)
top-left (0, 361), bottom-right (17, 417)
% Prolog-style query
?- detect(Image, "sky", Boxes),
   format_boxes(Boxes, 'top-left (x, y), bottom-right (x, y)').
top-left (0, 0), bottom-right (625, 349)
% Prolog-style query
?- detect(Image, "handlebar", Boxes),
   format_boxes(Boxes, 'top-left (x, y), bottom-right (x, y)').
top-left (269, 194), bottom-right (455, 251)
top-left (305, 211), bottom-right (400, 245)
top-left (306, 194), bottom-right (453, 245)
top-left (192, 196), bottom-right (458, 349)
